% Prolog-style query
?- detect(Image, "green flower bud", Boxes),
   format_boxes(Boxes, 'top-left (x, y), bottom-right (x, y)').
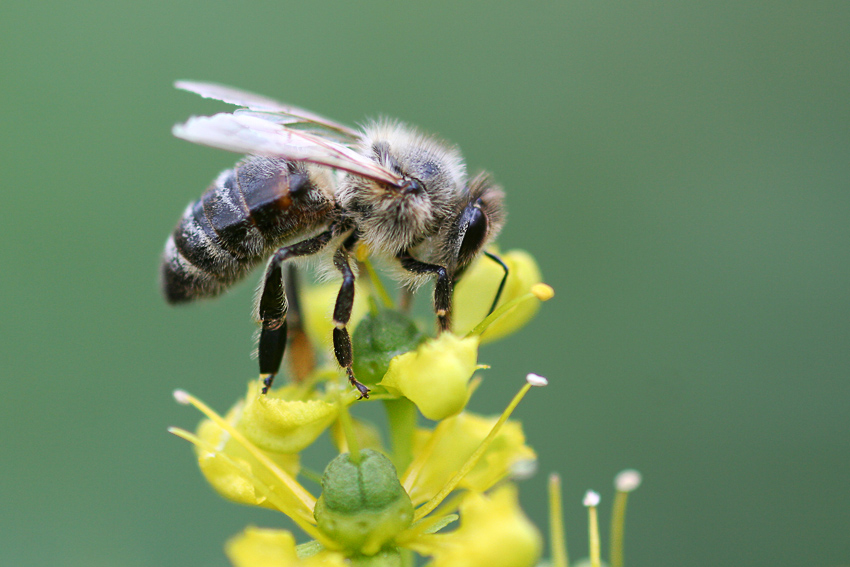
top-left (352, 310), bottom-right (425, 385)
top-left (314, 449), bottom-right (414, 555)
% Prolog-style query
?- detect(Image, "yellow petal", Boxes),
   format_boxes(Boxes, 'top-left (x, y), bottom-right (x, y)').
top-left (379, 333), bottom-right (479, 421)
top-left (452, 249), bottom-right (543, 343)
top-left (226, 526), bottom-right (346, 567)
top-left (404, 413), bottom-right (535, 506)
top-left (240, 382), bottom-right (338, 454)
top-left (419, 485), bottom-right (542, 567)
top-left (195, 408), bottom-right (300, 509)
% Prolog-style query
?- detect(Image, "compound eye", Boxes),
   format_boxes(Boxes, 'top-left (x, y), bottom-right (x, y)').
top-left (458, 202), bottom-right (488, 264)
top-left (400, 177), bottom-right (424, 195)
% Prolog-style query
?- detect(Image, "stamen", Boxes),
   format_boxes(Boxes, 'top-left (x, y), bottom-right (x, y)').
top-left (167, 426), bottom-right (330, 545)
top-left (526, 372), bottom-right (548, 387)
top-left (466, 283), bottom-right (554, 338)
top-left (531, 283), bottom-right (555, 301)
top-left (610, 469), bottom-right (642, 567)
top-left (584, 490), bottom-right (601, 567)
top-left (413, 376), bottom-right (545, 521)
top-left (615, 469), bottom-right (642, 493)
top-left (170, 390), bottom-right (317, 520)
top-left (548, 473), bottom-right (569, 567)
top-left (400, 377), bottom-right (482, 493)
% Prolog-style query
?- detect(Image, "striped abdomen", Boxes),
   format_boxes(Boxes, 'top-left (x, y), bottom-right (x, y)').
top-left (162, 156), bottom-right (335, 303)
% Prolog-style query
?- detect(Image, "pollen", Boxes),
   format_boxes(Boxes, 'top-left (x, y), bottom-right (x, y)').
top-left (531, 283), bottom-right (555, 301)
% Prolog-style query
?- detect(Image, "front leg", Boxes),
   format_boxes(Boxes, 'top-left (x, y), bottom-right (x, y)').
top-left (397, 252), bottom-right (452, 332)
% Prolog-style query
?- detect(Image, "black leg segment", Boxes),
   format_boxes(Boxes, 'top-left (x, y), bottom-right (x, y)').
top-left (331, 233), bottom-right (370, 398)
top-left (398, 252), bottom-right (452, 332)
top-left (257, 228), bottom-right (335, 393)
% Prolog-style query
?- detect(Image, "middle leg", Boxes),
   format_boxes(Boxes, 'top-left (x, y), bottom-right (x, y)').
top-left (331, 232), bottom-right (370, 399)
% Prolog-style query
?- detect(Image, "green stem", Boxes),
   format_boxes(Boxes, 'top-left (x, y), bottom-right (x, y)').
top-left (384, 397), bottom-right (417, 474)
top-left (362, 257), bottom-right (394, 309)
top-left (336, 394), bottom-right (361, 464)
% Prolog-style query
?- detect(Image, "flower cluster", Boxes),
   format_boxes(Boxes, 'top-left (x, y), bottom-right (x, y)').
top-left (170, 249), bottom-right (640, 567)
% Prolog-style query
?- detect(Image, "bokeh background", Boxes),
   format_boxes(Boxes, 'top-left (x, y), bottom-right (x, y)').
top-left (1, 1), bottom-right (848, 566)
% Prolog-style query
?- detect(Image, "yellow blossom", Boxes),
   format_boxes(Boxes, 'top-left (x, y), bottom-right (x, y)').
top-left (239, 382), bottom-right (339, 454)
top-left (194, 401), bottom-right (300, 509)
top-left (412, 485), bottom-right (542, 567)
top-left (379, 333), bottom-right (480, 421)
top-left (453, 249), bottom-right (544, 343)
top-left (226, 526), bottom-right (346, 567)
top-left (402, 412), bottom-right (536, 505)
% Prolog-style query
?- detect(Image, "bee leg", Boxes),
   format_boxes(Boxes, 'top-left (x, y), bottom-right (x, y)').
top-left (483, 250), bottom-right (509, 315)
top-left (397, 252), bottom-right (452, 332)
top-left (332, 233), bottom-right (370, 399)
top-left (258, 229), bottom-right (335, 394)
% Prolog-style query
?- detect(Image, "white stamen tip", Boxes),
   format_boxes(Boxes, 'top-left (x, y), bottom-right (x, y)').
top-left (526, 373), bottom-right (548, 387)
top-left (510, 459), bottom-right (538, 480)
top-left (615, 469), bottom-right (643, 492)
top-left (583, 490), bottom-right (600, 507)
top-left (173, 389), bottom-right (191, 405)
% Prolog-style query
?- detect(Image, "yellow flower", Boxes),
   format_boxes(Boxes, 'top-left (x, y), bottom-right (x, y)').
top-left (410, 485), bottom-right (542, 567)
top-left (172, 346), bottom-right (549, 567)
top-left (194, 400), bottom-right (300, 509)
top-left (239, 382), bottom-right (339, 454)
top-left (402, 412), bottom-right (536, 506)
top-left (226, 527), bottom-right (347, 567)
top-left (453, 249), bottom-right (544, 343)
top-left (379, 333), bottom-right (480, 421)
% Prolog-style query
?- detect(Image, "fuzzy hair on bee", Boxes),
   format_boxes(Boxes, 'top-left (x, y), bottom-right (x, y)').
top-left (163, 81), bottom-right (507, 398)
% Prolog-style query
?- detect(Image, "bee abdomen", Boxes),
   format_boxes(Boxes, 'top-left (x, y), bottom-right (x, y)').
top-left (162, 157), bottom-right (334, 304)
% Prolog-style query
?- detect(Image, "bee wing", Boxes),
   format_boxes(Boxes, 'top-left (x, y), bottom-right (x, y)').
top-left (173, 113), bottom-right (404, 186)
top-left (175, 80), bottom-right (358, 139)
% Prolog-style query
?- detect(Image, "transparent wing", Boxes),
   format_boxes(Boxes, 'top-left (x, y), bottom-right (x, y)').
top-left (175, 80), bottom-right (359, 139)
top-left (173, 113), bottom-right (404, 186)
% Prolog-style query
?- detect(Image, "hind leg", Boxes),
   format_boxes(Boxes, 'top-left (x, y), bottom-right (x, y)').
top-left (257, 229), bottom-right (334, 394)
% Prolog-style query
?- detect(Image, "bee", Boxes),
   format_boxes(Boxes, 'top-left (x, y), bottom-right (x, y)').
top-left (162, 81), bottom-right (506, 397)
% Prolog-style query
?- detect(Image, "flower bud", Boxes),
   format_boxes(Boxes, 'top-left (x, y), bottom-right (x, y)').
top-left (314, 449), bottom-right (414, 555)
top-left (352, 310), bottom-right (425, 385)
top-left (379, 333), bottom-right (479, 421)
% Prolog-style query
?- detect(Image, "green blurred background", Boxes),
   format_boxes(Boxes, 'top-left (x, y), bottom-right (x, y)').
top-left (1, 1), bottom-right (847, 566)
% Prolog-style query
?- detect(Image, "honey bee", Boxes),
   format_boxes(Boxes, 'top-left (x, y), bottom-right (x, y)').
top-left (162, 81), bottom-right (506, 397)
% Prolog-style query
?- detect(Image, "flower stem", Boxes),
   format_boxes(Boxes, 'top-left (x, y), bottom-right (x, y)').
top-left (361, 256), bottom-right (394, 309)
top-left (384, 397), bottom-right (417, 474)
top-left (336, 392), bottom-right (361, 464)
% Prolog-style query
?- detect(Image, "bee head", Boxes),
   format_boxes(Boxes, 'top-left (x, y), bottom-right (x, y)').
top-left (444, 172), bottom-right (506, 274)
